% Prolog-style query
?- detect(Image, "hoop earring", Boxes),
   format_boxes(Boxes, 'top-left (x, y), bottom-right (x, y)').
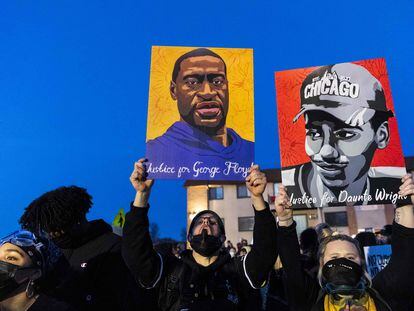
top-left (26, 280), bottom-right (35, 299)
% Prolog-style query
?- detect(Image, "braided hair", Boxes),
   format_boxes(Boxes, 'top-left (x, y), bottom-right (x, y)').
top-left (19, 186), bottom-right (92, 234)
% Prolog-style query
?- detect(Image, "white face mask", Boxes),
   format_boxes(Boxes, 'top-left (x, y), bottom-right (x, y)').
top-left (229, 250), bottom-right (236, 258)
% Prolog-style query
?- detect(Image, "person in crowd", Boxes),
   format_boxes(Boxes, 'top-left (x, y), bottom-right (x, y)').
top-left (229, 247), bottom-right (237, 258)
top-left (236, 242), bottom-right (243, 255)
top-left (0, 230), bottom-right (76, 311)
top-left (376, 225), bottom-right (393, 245)
top-left (355, 232), bottom-right (377, 249)
top-left (264, 256), bottom-right (289, 311)
top-left (122, 158), bottom-right (277, 311)
top-left (315, 223), bottom-right (335, 243)
top-left (19, 186), bottom-right (146, 311)
top-left (239, 246), bottom-right (251, 258)
top-left (299, 228), bottom-right (319, 275)
top-left (355, 232), bottom-right (377, 259)
top-left (172, 243), bottom-right (186, 259)
top-left (275, 174), bottom-right (414, 311)
top-left (154, 241), bottom-right (177, 257)
top-left (226, 241), bottom-right (234, 251)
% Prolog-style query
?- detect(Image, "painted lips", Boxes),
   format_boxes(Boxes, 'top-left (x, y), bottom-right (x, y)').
top-left (315, 162), bottom-right (348, 176)
top-left (195, 101), bottom-right (222, 118)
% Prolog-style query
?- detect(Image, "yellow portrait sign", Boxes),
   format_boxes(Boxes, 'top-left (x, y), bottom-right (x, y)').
top-left (146, 46), bottom-right (254, 142)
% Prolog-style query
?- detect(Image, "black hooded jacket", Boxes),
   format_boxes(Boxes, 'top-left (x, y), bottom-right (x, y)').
top-left (122, 203), bottom-right (278, 311)
top-left (54, 219), bottom-right (145, 311)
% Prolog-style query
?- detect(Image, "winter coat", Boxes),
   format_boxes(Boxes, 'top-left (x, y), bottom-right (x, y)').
top-left (56, 219), bottom-right (149, 311)
top-left (122, 203), bottom-right (278, 311)
top-left (277, 221), bottom-right (414, 311)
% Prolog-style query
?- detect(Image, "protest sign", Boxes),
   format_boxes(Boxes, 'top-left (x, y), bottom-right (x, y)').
top-left (146, 46), bottom-right (254, 180)
top-left (364, 244), bottom-right (392, 278)
top-left (275, 58), bottom-right (408, 208)
top-left (112, 208), bottom-right (126, 236)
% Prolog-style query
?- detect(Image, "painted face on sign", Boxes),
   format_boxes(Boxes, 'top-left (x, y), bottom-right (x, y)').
top-left (304, 111), bottom-right (380, 189)
top-left (170, 55), bottom-right (229, 133)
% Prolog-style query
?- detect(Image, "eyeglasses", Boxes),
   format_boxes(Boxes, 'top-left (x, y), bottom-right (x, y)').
top-left (0, 230), bottom-right (38, 248)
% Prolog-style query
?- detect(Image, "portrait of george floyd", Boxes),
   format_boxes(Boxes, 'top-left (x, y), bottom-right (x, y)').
top-left (145, 46), bottom-right (254, 180)
top-left (275, 58), bottom-right (410, 208)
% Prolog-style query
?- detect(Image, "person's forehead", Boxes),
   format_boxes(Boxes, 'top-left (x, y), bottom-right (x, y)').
top-left (0, 243), bottom-right (30, 259)
top-left (0, 242), bottom-right (22, 252)
top-left (304, 110), bottom-right (368, 130)
top-left (179, 56), bottom-right (226, 75)
top-left (305, 110), bottom-right (345, 125)
top-left (325, 240), bottom-right (359, 254)
top-left (195, 213), bottom-right (218, 222)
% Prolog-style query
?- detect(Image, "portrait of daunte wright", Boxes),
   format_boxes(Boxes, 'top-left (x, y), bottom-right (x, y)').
top-left (275, 59), bottom-right (410, 208)
top-left (145, 46), bottom-right (254, 180)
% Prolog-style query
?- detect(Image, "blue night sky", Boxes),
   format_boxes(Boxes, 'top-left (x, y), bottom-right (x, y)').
top-left (1, 1), bottom-right (413, 239)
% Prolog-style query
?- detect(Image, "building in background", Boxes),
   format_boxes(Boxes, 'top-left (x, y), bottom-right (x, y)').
top-left (185, 157), bottom-right (414, 244)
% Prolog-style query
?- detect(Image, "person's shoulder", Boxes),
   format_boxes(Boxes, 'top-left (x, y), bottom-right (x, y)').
top-left (146, 130), bottom-right (171, 148)
top-left (227, 127), bottom-right (254, 145)
top-left (80, 220), bottom-right (122, 253)
top-left (146, 121), bottom-right (191, 153)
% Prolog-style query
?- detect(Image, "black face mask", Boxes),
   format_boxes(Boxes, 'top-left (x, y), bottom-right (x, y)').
top-left (0, 261), bottom-right (39, 301)
top-left (190, 229), bottom-right (222, 257)
top-left (322, 257), bottom-right (366, 298)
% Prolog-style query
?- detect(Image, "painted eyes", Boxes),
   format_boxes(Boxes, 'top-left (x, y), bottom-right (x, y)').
top-left (306, 130), bottom-right (321, 140)
top-left (306, 129), bottom-right (357, 140)
top-left (185, 78), bottom-right (199, 86)
top-left (212, 78), bottom-right (225, 86)
top-left (184, 77), bottom-right (225, 88)
top-left (334, 130), bottom-right (356, 140)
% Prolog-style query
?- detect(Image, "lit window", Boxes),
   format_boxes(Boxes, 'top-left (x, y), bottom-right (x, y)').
top-left (208, 187), bottom-right (224, 200)
top-left (237, 184), bottom-right (250, 198)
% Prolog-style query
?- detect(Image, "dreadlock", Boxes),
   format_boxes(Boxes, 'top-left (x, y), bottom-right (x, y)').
top-left (19, 186), bottom-right (92, 234)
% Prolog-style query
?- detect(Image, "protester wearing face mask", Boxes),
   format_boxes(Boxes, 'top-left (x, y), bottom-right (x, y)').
top-left (274, 174), bottom-right (414, 311)
top-left (229, 247), bottom-right (237, 258)
top-left (122, 158), bottom-right (278, 311)
top-left (0, 230), bottom-right (76, 311)
top-left (19, 186), bottom-right (148, 311)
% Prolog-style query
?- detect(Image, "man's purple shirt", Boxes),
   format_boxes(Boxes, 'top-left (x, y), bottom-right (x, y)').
top-left (146, 121), bottom-right (254, 180)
